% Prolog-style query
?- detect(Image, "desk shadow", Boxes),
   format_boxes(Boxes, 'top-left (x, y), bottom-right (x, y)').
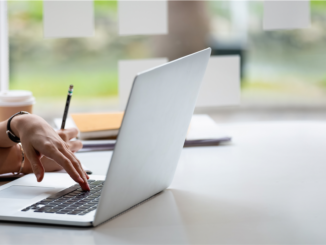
top-left (0, 190), bottom-right (300, 244)
top-left (0, 221), bottom-right (95, 245)
top-left (93, 189), bottom-right (188, 244)
top-left (0, 190), bottom-right (184, 245)
top-left (170, 189), bottom-right (303, 244)
top-left (94, 189), bottom-right (301, 244)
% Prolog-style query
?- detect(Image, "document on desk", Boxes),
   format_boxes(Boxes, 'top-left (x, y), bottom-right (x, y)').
top-left (263, 1), bottom-right (310, 30)
top-left (77, 114), bottom-right (231, 152)
top-left (54, 117), bottom-right (76, 130)
top-left (43, 0), bottom-right (94, 38)
top-left (118, 1), bottom-right (168, 36)
top-left (187, 114), bottom-right (230, 141)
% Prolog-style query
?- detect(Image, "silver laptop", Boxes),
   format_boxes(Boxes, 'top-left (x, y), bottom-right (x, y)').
top-left (0, 48), bottom-right (211, 227)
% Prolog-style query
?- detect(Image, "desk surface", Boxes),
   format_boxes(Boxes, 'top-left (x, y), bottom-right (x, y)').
top-left (1, 121), bottom-right (326, 244)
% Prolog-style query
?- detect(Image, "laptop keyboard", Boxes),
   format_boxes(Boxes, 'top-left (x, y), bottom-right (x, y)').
top-left (21, 180), bottom-right (104, 216)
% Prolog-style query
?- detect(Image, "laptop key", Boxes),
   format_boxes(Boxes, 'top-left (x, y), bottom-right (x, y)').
top-left (56, 205), bottom-right (67, 209)
top-left (63, 208), bottom-right (75, 211)
top-left (83, 204), bottom-right (94, 207)
top-left (46, 186), bottom-right (79, 200)
top-left (21, 181), bottom-right (105, 214)
top-left (91, 181), bottom-right (104, 185)
top-left (51, 201), bottom-right (60, 204)
top-left (46, 204), bottom-right (57, 207)
top-left (78, 207), bottom-right (88, 210)
top-left (67, 211), bottom-right (81, 215)
top-left (69, 205), bottom-right (81, 209)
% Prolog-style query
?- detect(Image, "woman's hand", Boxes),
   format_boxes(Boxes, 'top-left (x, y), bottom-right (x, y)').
top-left (11, 114), bottom-right (90, 191)
top-left (23, 128), bottom-right (83, 172)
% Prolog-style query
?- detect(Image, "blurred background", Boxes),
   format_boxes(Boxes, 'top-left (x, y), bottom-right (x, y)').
top-left (7, 1), bottom-right (326, 123)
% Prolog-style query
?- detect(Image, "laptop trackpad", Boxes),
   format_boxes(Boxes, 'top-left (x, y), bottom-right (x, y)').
top-left (0, 186), bottom-right (56, 199)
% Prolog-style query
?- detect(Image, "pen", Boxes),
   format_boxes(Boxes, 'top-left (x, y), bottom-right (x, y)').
top-left (61, 85), bottom-right (73, 130)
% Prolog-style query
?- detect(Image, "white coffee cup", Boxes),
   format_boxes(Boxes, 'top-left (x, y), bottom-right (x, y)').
top-left (0, 90), bottom-right (35, 122)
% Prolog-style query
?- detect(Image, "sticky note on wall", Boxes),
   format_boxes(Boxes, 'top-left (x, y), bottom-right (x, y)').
top-left (43, 0), bottom-right (94, 38)
top-left (118, 1), bottom-right (168, 36)
top-left (263, 1), bottom-right (310, 30)
top-left (119, 58), bottom-right (168, 110)
top-left (196, 56), bottom-right (241, 108)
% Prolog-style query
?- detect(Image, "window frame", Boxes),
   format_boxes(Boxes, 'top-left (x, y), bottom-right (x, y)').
top-left (0, 0), bottom-right (9, 91)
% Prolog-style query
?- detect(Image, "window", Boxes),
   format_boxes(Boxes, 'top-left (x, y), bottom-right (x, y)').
top-left (6, 1), bottom-right (326, 122)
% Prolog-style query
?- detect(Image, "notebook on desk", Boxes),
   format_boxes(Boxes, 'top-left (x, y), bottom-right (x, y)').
top-left (54, 113), bottom-right (123, 140)
top-left (54, 114), bottom-right (231, 152)
top-left (70, 112), bottom-right (124, 140)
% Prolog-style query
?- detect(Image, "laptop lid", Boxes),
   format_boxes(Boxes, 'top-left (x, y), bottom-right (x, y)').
top-left (94, 48), bottom-right (211, 226)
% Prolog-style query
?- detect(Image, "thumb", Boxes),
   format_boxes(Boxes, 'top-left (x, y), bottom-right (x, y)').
top-left (25, 146), bottom-right (45, 182)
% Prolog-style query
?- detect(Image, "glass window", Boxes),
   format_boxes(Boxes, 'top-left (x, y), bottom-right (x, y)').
top-left (8, 1), bottom-right (326, 122)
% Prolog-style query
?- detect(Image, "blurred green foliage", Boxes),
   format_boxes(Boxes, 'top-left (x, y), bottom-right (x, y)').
top-left (8, 0), bottom-right (121, 98)
top-left (10, 72), bottom-right (118, 98)
top-left (311, 1), bottom-right (326, 10)
top-left (8, 0), bottom-right (118, 21)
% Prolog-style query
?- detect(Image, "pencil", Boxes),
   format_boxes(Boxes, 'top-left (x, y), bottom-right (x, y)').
top-left (61, 85), bottom-right (73, 130)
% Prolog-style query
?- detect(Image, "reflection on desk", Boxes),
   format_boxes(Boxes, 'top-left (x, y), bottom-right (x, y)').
top-left (1, 121), bottom-right (326, 244)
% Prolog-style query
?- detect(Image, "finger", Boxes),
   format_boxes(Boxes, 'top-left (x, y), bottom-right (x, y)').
top-left (24, 145), bottom-right (45, 182)
top-left (67, 140), bottom-right (83, 153)
top-left (42, 156), bottom-right (64, 172)
top-left (60, 143), bottom-right (89, 187)
top-left (64, 149), bottom-right (90, 190)
top-left (46, 148), bottom-right (85, 185)
top-left (57, 128), bottom-right (79, 141)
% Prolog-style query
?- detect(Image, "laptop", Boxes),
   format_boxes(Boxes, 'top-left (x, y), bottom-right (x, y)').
top-left (0, 48), bottom-right (211, 227)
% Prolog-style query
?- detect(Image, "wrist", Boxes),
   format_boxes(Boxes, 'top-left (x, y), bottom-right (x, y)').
top-left (10, 113), bottom-right (34, 139)
top-left (13, 144), bottom-right (22, 173)
top-left (4, 144), bottom-right (23, 174)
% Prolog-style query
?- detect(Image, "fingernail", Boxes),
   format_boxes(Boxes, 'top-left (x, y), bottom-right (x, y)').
top-left (34, 166), bottom-right (41, 181)
top-left (78, 177), bottom-right (84, 183)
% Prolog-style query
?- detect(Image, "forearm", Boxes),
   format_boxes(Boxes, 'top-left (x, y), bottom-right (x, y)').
top-left (0, 144), bottom-right (63, 175)
top-left (0, 113), bottom-right (88, 189)
top-left (0, 144), bottom-right (21, 174)
top-left (0, 119), bottom-right (17, 148)
top-left (0, 113), bottom-right (36, 148)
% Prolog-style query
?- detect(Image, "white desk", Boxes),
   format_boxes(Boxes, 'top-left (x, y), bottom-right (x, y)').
top-left (1, 121), bottom-right (326, 244)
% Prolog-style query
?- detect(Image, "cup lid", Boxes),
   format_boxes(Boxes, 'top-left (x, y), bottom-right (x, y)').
top-left (0, 90), bottom-right (35, 106)
top-left (0, 90), bottom-right (33, 102)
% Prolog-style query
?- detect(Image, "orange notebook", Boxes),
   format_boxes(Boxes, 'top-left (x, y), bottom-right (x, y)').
top-left (71, 112), bottom-right (124, 140)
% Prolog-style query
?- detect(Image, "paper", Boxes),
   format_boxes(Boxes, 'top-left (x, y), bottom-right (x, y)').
top-left (263, 1), bottom-right (310, 30)
top-left (187, 114), bottom-right (230, 141)
top-left (53, 118), bottom-right (76, 130)
top-left (118, 58), bottom-right (168, 110)
top-left (118, 1), bottom-right (168, 36)
top-left (43, 0), bottom-right (94, 38)
top-left (77, 114), bottom-right (231, 152)
top-left (196, 55), bottom-right (240, 108)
